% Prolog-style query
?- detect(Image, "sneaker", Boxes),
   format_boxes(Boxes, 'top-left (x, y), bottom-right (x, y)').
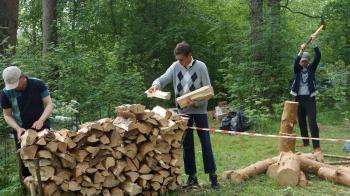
top-left (182, 175), bottom-right (199, 189)
top-left (314, 148), bottom-right (324, 162)
top-left (209, 174), bottom-right (221, 189)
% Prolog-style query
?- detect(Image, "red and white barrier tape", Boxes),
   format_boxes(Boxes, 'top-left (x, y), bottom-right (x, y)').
top-left (189, 127), bottom-right (350, 143)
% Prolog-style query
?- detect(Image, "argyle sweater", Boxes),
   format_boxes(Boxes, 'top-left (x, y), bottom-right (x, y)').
top-left (152, 59), bottom-right (211, 114)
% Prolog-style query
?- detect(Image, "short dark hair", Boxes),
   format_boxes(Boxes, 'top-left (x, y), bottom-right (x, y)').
top-left (174, 41), bottom-right (192, 56)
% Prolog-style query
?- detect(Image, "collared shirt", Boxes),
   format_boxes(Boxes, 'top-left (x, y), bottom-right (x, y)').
top-left (183, 57), bottom-right (194, 69)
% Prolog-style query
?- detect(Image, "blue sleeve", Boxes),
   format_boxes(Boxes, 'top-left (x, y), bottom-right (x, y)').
top-left (294, 55), bottom-right (302, 74)
top-left (310, 47), bottom-right (321, 71)
top-left (35, 79), bottom-right (50, 98)
top-left (1, 91), bottom-right (12, 109)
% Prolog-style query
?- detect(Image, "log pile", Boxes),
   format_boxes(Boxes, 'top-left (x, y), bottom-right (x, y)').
top-left (222, 101), bottom-right (350, 188)
top-left (19, 104), bottom-right (188, 196)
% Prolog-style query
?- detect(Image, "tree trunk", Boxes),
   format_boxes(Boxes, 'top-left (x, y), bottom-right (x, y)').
top-left (276, 152), bottom-right (300, 187)
top-left (0, 0), bottom-right (19, 55)
top-left (42, 0), bottom-right (57, 54)
top-left (318, 166), bottom-right (350, 187)
top-left (267, 0), bottom-right (281, 65)
top-left (249, 0), bottom-right (264, 62)
top-left (278, 101), bottom-right (298, 152)
top-left (227, 157), bottom-right (278, 184)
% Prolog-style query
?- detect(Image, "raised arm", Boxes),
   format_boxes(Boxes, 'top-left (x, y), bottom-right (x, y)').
top-left (294, 43), bottom-right (305, 73)
top-left (310, 46), bottom-right (321, 71)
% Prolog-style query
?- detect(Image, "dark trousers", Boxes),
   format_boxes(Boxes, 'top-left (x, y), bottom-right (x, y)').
top-left (183, 114), bottom-right (216, 175)
top-left (295, 95), bottom-right (320, 149)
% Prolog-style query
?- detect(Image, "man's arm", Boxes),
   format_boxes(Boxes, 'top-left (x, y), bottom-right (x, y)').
top-left (148, 63), bottom-right (175, 93)
top-left (3, 108), bottom-right (25, 142)
top-left (294, 43), bottom-right (305, 73)
top-left (310, 46), bottom-right (321, 71)
top-left (32, 95), bottom-right (54, 130)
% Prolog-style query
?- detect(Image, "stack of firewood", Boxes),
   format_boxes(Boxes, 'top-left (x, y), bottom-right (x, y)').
top-left (19, 104), bottom-right (188, 196)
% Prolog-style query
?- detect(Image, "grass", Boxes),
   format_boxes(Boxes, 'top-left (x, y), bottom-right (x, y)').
top-left (176, 110), bottom-right (350, 196)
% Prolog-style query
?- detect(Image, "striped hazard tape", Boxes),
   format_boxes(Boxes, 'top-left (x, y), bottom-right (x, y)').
top-left (189, 127), bottom-right (350, 143)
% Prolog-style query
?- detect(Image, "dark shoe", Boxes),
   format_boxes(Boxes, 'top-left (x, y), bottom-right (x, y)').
top-left (182, 175), bottom-right (199, 189)
top-left (209, 174), bottom-right (221, 189)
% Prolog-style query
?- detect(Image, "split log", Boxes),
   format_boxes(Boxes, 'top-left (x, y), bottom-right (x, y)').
top-left (125, 171), bottom-right (140, 182)
top-left (176, 85), bottom-right (214, 108)
top-left (20, 145), bottom-right (38, 160)
top-left (145, 90), bottom-right (171, 100)
top-left (103, 174), bottom-right (120, 188)
top-left (46, 141), bottom-right (59, 153)
top-left (152, 106), bottom-right (172, 120)
top-left (122, 181), bottom-right (142, 196)
top-left (37, 150), bottom-right (52, 159)
top-left (21, 129), bottom-right (38, 147)
top-left (113, 117), bottom-right (137, 131)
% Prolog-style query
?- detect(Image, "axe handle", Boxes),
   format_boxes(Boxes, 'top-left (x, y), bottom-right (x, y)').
top-left (305, 24), bottom-right (325, 46)
top-left (300, 24), bottom-right (325, 53)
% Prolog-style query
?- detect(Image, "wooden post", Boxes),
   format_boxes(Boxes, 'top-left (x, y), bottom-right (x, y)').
top-left (16, 152), bottom-right (26, 195)
top-left (278, 101), bottom-right (298, 153)
top-left (34, 159), bottom-right (44, 196)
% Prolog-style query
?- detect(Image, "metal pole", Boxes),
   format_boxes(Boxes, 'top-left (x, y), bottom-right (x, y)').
top-left (33, 159), bottom-right (44, 196)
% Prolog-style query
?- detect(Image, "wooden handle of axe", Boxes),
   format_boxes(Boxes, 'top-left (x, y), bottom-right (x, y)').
top-left (305, 24), bottom-right (325, 46)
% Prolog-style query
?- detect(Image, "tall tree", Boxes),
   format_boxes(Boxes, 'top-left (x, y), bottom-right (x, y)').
top-left (0, 0), bottom-right (19, 55)
top-left (267, 0), bottom-right (281, 66)
top-left (42, 0), bottom-right (57, 54)
top-left (249, 0), bottom-right (264, 62)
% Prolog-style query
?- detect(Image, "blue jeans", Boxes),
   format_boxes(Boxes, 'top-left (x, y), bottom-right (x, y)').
top-left (183, 114), bottom-right (216, 175)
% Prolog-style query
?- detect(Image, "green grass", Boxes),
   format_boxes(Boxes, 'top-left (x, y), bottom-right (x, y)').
top-left (176, 111), bottom-right (350, 196)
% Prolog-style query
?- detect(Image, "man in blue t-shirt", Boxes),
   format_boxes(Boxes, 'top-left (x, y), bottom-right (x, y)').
top-left (1, 65), bottom-right (54, 177)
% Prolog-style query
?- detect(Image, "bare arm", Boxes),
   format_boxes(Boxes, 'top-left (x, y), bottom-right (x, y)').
top-left (32, 95), bottom-right (54, 129)
top-left (3, 108), bottom-right (21, 130)
top-left (3, 108), bottom-right (25, 143)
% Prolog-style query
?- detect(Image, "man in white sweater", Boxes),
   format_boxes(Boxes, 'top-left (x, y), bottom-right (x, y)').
top-left (148, 41), bottom-right (220, 189)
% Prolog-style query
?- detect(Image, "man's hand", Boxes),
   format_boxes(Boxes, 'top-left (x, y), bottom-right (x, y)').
top-left (300, 43), bottom-right (307, 51)
top-left (311, 34), bottom-right (316, 42)
top-left (16, 127), bottom-right (26, 143)
top-left (32, 119), bottom-right (44, 130)
top-left (186, 98), bottom-right (198, 108)
top-left (148, 85), bottom-right (160, 94)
